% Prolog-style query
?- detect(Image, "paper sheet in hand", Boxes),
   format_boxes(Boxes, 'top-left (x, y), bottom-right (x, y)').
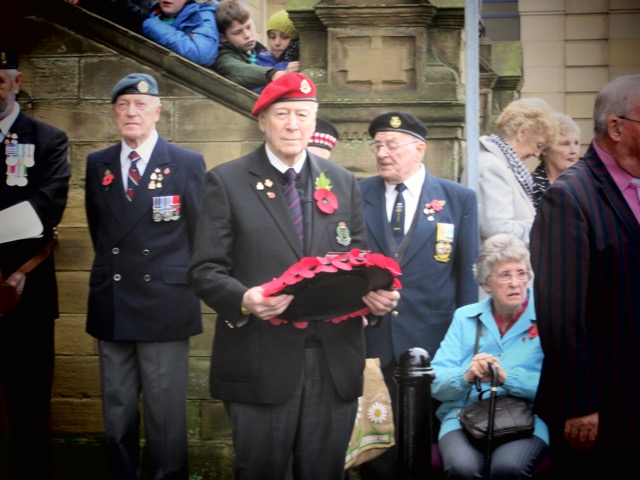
top-left (0, 201), bottom-right (44, 244)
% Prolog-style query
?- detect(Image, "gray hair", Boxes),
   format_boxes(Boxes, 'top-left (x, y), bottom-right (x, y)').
top-left (593, 74), bottom-right (640, 137)
top-left (474, 234), bottom-right (531, 286)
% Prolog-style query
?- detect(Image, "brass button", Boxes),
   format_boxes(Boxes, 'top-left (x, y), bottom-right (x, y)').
top-left (391, 310), bottom-right (399, 318)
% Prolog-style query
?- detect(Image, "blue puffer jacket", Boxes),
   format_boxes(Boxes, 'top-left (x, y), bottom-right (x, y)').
top-left (142, 1), bottom-right (219, 67)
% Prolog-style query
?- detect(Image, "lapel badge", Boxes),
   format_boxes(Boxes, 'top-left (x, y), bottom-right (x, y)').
top-left (267, 191), bottom-right (276, 199)
top-left (149, 168), bottom-right (164, 189)
top-left (335, 221), bottom-right (352, 246)
top-left (264, 179), bottom-right (273, 188)
top-left (256, 182), bottom-right (264, 190)
top-left (434, 222), bottom-right (454, 263)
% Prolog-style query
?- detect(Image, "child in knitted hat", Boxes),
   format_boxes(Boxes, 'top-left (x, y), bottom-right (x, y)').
top-left (256, 10), bottom-right (300, 75)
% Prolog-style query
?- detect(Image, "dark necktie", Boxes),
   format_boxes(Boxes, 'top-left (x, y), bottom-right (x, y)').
top-left (126, 151), bottom-right (141, 201)
top-left (284, 168), bottom-right (304, 247)
top-left (390, 183), bottom-right (407, 244)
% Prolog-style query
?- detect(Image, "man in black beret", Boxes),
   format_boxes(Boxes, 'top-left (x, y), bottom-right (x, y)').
top-left (0, 47), bottom-right (71, 480)
top-left (84, 72), bottom-right (205, 479)
top-left (358, 111), bottom-right (479, 479)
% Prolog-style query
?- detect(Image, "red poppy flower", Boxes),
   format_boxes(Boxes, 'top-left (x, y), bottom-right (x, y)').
top-left (314, 188), bottom-right (338, 214)
top-left (102, 173), bottom-right (115, 186)
top-left (261, 277), bottom-right (286, 297)
top-left (430, 199), bottom-right (444, 211)
top-left (528, 325), bottom-right (539, 339)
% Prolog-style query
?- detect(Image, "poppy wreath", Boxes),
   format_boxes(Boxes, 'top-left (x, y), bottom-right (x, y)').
top-left (261, 248), bottom-right (402, 329)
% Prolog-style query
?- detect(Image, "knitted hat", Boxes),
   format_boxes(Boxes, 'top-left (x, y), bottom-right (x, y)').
top-left (266, 10), bottom-right (298, 40)
top-left (251, 73), bottom-right (316, 117)
top-left (368, 111), bottom-right (428, 142)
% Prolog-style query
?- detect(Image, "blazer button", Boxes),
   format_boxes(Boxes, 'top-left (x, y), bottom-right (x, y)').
top-left (112, 247), bottom-right (120, 254)
top-left (391, 310), bottom-right (399, 318)
top-left (142, 249), bottom-right (150, 256)
top-left (113, 274), bottom-right (122, 281)
top-left (143, 275), bottom-right (151, 282)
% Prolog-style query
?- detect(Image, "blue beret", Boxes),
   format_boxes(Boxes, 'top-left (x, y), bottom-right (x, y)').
top-left (368, 111), bottom-right (427, 141)
top-left (110, 73), bottom-right (159, 103)
top-left (0, 48), bottom-right (18, 69)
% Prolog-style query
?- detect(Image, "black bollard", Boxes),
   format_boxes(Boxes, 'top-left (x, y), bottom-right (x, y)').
top-left (393, 347), bottom-right (436, 480)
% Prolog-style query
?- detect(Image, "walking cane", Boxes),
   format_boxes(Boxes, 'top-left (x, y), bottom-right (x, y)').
top-left (482, 363), bottom-right (499, 478)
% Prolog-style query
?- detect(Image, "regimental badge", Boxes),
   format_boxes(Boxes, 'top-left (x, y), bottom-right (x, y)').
top-left (335, 221), bottom-right (351, 246)
top-left (5, 135), bottom-right (35, 187)
top-left (434, 222), bottom-right (454, 263)
top-left (390, 116), bottom-right (402, 129)
top-left (300, 79), bottom-right (312, 94)
top-left (152, 195), bottom-right (181, 222)
top-left (0, 52), bottom-right (6, 67)
top-left (137, 80), bottom-right (149, 93)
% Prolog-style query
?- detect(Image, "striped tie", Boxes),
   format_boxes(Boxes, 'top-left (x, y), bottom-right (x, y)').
top-left (126, 151), bottom-right (141, 201)
top-left (390, 183), bottom-right (407, 244)
top-left (284, 168), bottom-right (304, 247)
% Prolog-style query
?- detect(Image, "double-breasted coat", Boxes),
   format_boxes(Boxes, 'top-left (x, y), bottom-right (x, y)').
top-left (85, 135), bottom-right (205, 341)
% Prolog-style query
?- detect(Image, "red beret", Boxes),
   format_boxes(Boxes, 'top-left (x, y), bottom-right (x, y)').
top-left (251, 73), bottom-right (317, 117)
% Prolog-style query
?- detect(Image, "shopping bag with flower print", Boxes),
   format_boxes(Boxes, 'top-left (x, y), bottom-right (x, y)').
top-left (345, 358), bottom-right (395, 469)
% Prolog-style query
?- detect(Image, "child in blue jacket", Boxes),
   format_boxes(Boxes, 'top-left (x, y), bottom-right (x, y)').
top-left (143, 0), bottom-right (219, 67)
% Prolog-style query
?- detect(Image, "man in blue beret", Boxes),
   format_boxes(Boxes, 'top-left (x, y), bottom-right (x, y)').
top-left (0, 47), bottom-right (71, 480)
top-left (358, 111), bottom-right (479, 479)
top-left (189, 73), bottom-right (400, 480)
top-left (84, 72), bottom-right (206, 479)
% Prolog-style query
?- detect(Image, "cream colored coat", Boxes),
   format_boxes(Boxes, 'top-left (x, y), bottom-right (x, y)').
top-left (478, 136), bottom-right (535, 246)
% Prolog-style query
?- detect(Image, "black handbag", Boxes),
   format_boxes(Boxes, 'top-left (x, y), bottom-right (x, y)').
top-left (458, 318), bottom-right (535, 449)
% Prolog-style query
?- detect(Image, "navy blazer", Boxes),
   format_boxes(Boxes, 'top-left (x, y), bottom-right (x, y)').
top-left (188, 145), bottom-right (370, 404)
top-left (85, 135), bottom-right (205, 341)
top-left (531, 144), bottom-right (640, 445)
top-left (0, 111), bottom-right (70, 321)
top-left (359, 170), bottom-right (479, 365)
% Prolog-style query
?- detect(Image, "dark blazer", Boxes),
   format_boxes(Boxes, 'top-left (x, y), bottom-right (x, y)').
top-left (85, 135), bottom-right (205, 341)
top-left (531, 144), bottom-right (640, 446)
top-left (188, 145), bottom-right (369, 404)
top-left (359, 171), bottom-right (479, 364)
top-left (0, 111), bottom-right (70, 321)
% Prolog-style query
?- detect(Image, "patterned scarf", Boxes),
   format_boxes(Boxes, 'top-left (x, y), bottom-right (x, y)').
top-left (531, 163), bottom-right (550, 210)
top-left (487, 134), bottom-right (535, 202)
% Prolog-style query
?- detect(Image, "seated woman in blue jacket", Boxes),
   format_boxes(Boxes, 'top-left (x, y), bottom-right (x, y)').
top-left (143, 0), bottom-right (219, 67)
top-left (431, 233), bottom-right (548, 479)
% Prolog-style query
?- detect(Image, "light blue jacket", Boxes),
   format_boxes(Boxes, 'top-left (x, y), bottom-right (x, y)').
top-left (430, 290), bottom-right (548, 444)
top-left (142, 1), bottom-right (219, 67)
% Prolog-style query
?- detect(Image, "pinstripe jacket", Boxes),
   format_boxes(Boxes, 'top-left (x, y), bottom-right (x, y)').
top-left (530, 143), bottom-right (640, 445)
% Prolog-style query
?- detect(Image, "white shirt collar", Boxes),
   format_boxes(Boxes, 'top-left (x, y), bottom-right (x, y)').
top-left (265, 143), bottom-right (307, 174)
top-left (384, 164), bottom-right (426, 196)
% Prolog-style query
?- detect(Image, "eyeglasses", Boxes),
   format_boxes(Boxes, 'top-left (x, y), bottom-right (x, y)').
top-left (615, 115), bottom-right (640, 125)
top-left (491, 270), bottom-right (531, 284)
top-left (369, 141), bottom-right (418, 154)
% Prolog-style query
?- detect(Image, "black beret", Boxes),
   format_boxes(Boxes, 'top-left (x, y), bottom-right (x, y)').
top-left (0, 48), bottom-right (18, 69)
top-left (368, 111), bottom-right (427, 141)
top-left (110, 73), bottom-right (159, 103)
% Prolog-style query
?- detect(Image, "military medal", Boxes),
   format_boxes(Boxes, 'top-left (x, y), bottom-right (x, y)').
top-left (335, 221), bottom-right (352, 246)
top-left (5, 134), bottom-right (35, 187)
top-left (152, 195), bottom-right (181, 222)
top-left (434, 222), bottom-right (454, 263)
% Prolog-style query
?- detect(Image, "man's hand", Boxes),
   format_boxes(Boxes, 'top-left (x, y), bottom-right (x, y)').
top-left (362, 289), bottom-right (400, 316)
top-left (564, 412), bottom-right (599, 451)
top-left (242, 286), bottom-right (293, 320)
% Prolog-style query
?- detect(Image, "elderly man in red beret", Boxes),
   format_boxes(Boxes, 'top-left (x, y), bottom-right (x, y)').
top-left (189, 73), bottom-right (399, 480)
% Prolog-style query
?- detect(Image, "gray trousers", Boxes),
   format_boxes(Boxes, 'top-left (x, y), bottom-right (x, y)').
top-left (99, 339), bottom-right (190, 480)
top-left (225, 345), bottom-right (358, 480)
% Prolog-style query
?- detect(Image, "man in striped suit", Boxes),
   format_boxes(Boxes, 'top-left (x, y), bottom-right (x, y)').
top-left (531, 74), bottom-right (640, 479)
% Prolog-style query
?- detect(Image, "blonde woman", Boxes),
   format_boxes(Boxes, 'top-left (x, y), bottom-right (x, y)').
top-left (478, 98), bottom-right (558, 246)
